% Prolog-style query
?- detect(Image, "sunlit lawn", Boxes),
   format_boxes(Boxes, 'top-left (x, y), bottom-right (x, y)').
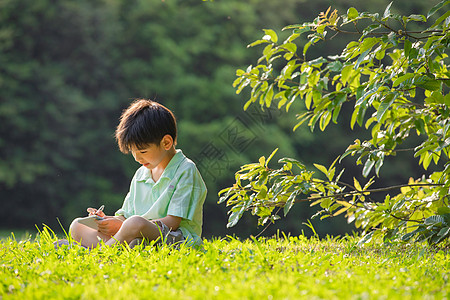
top-left (1, 227), bottom-right (449, 299)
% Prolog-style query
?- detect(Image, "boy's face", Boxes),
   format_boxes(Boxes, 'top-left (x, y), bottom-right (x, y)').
top-left (130, 142), bottom-right (166, 170)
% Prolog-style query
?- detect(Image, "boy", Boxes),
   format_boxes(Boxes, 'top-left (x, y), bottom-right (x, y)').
top-left (68, 99), bottom-right (207, 248)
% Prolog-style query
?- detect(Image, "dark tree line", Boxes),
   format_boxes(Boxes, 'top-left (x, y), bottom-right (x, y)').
top-left (0, 0), bottom-right (438, 238)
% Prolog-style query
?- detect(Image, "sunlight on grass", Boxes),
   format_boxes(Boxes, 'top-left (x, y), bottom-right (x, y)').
top-left (1, 227), bottom-right (449, 299)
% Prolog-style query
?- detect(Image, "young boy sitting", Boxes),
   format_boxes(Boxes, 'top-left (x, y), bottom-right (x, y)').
top-left (68, 99), bottom-right (207, 248)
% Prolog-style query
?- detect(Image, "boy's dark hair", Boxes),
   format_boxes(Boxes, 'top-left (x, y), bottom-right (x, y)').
top-left (115, 99), bottom-right (177, 153)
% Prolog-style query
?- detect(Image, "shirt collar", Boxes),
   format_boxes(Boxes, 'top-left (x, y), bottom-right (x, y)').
top-left (136, 149), bottom-right (185, 182)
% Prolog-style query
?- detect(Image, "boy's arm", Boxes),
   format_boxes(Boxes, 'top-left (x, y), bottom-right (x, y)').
top-left (157, 215), bottom-right (182, 231)
top-left (114, 215), bottom-right (126, 221)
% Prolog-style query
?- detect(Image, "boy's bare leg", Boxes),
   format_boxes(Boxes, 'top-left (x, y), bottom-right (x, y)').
top-left (69, 218), bottom-right (112, 248)
top-left (104, 215), bottom-right (161, 246)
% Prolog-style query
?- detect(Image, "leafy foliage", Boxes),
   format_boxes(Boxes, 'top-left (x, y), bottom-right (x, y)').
top-left (221, 1), bottom-right (450, 244)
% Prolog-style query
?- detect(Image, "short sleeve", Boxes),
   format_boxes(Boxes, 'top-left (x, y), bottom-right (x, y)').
top-left (167, 167), bottom-right (206, 221)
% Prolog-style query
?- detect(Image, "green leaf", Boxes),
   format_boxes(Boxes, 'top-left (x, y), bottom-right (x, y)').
top-left (385, 32), bottom-right (398, 47)
top-left (319, 111), bottom-right (332, 131)
top-left (375, 47), bottom-right (386, 60)
top-left (320, 197), bottom-right (332, 209)
top-left (422, 152), bottom-right (433, 170)
top-left (284, 191), bottom-right (298, 216)
top-left (341, 64), bottom-right (353, 86)
top-left (401, 231), bottom-right (417, 242)
top-left (278, 157), bottom-right (305, 170)
top-left (404, 39), bottom-right (412, 58)
top-left (383, 2), bottom-right (393, 19)
top-left (257, 185), bottom-right (268, 199)
top-left (417, 79), bottom-right (441, 91)
top-left (377, 93), bottom-right (397, 121)
top-left (284, 32), bottom-right (301, 43)
top-left (263, 29), bottom-right (278, 43)
top-left (425, 91), bottom-right (445, 104)
top-left (227, 207), bottom-right (244, 228)
top-left (414, 118), bottom-right (426, 135)
top-left (340, 149), bottom-right (354, 163)
top-left (350, 106), bottom-right (359, 130)
top-left (436, 137), bottom-right (450, 152)
top-left (293, 112), bottom-right (312, 131)
top-left (362, 159), bottom-right (375, 177)
top-left (247, 39), bottom-right (271, 48)
top-left (308, 112), bottom-right (323, 132)
top-left (431, 10), bottom-right (450, 28)
top-left (424, 35), bottom-right (440, 51)
top-left (424, 215), bottom-right (445, 226)
top-left (264, 84), bottom-right (274, 107)
top-left (437, 227), bottom-right (450, 238)
top-left (259, 156), bottom-right (266, 167)
top-left (393, 73), bottom-right (414, 87)
top-left (303, 41), bottom-right (312, 56)
top-left (265, 148), bottom-right (279, 167)
top-left (233, 76), bottom-right (243, 88)
top-left (353, 177), bottom-right (362, 191)
top-left (305, 92), bottom-right (313, 110)
top-left (403, 14), bottom-right (426, 23)
top-left (362, 24), bottom-right (382, 36)
top-left (438, 206), bottom-right (450, 215)
top-left (356, 101), bottom-right (368, 127)
top-left (362, 37), bottom-right (379, 52)
top-left (427, 0), bottom-right (450, 18)
top-left (282, 42), bottom-right (297, 54)
top-left (284, 52), bottom-right (293, 61)
top-left (313, 163), bottom-right (328, 177)
top-left (308, 57), bottom-right (328, 66)
top-left (332, 94), bottom-right (346, 123)
top-left (236, 69), bottom-right (245, 76)
top-left (328, 61), bottom-right (344, 72)
top-left (357, 231), bottom-right (375, 246)
top-left (444, 93), bottom-right (450, 106)
top-left (355, 48), bottom-right (372, 69)
top-left (333, 206), bottom-right (349, 217)
top-left (283, 24), bottom-right (305, 30)
top-left (347, 7), bottom-right (359, 20)
top-left (374, 155), bottom-right (384, 176)
top-left (262, 44), bottom-right (273, 60)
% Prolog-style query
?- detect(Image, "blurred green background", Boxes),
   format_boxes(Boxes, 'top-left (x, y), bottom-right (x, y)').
top-left (0, 0), bottom-right (439, 238)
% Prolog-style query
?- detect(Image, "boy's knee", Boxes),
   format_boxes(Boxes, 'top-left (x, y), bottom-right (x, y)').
top-left (69, 218), bottom-right (83, 239)
top-left (121, 215), bottom-right (148, 236)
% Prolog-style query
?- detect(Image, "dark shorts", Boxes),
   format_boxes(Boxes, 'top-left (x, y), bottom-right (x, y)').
top-left (128, 220), bottom-right (185, 248)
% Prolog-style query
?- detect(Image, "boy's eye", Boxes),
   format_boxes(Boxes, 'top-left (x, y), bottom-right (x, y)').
top-left (140, 151), bottom-right (147, 154)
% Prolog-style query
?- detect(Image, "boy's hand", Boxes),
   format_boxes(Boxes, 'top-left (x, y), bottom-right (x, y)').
top-left (87, 207), bottom-right (106, 218)
top-left (96, 216), bottom-right (123, 236)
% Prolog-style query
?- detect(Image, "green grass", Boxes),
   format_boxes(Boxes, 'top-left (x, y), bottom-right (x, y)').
top-left (0, 229), bottom-right (35, 240)
top-left (1, 228), bottom-right (449, 299)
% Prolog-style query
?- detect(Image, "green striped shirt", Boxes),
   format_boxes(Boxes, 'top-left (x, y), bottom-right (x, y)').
top-left (115, 149), bottom-right (207, 245)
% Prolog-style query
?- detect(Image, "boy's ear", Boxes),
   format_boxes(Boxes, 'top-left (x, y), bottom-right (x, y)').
top-left (161, 135), bottom-right (174, 150)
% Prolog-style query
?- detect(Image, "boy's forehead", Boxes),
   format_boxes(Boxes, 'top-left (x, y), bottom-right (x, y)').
top-left (129, 143), bottom-right (154, 152)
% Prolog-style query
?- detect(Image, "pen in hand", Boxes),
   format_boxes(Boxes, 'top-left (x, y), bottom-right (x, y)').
top-left (96, 205), bottom-right (104, 215)
top-left (95, 205), bottom-right (105, 219)
top-left (87, 205), bottom-right (105, 218)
